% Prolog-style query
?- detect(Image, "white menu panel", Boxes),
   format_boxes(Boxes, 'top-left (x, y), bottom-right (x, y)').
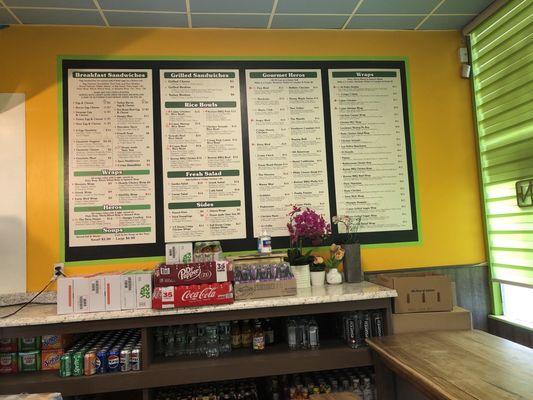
top-left (246, 70), bottom-right (330, 237)
top-left (160, 70), bottom-right (246, 242)
top-left (329, 69), bottom-right (412, 232)
top-left (67, 69), bottom-right (156, 246)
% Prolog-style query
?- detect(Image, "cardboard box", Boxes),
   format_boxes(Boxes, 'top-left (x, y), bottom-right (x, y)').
top-left (41, 334), bottom-right (73, 350)
top-left (88, 275), bottom-right (105, 312)
top-left (234, 278), bottom-right (297, 300)
top-left (166, 242), bottom-right (193, 264)
top-left (41, 349), bottom-right (63, 370)
top-left (392, 306), bottom-right (473, 334)
top-left (56, 277), bottom-right (74, 315)
top-left (121, 273), bottom-right (136, 310)
top-left (103, 273), bottom-right (122, 311)
top-left (72, 277), bottom-right (90, 313)
top-left (129, 270), bottom-right (153, 309)
top-left (371, 273), bottom-right (453, 313)
top-left (152, 282), bottom-right (234, 309)
top-left (154, 261), bottom-right (234, 287)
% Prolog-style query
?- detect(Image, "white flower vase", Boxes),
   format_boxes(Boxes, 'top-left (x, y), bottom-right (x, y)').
top-left (310, 270), bottom-right (326, 287)
top-left (290, 264), bottom-right (311, 289)
top-left (326, 268), bottom-right (343, 285)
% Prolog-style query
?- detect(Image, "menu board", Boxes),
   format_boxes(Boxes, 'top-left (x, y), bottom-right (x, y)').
top-left (329, 69), bottom-right (412, 232)
top-left (160, 70), bottom-right (246, 242)
top-left (246, 70), bottom-right (330, 237)
top-left (62, 59), bottom-right (418, 261)
top-left (67, 69), bottom-right (156, 247)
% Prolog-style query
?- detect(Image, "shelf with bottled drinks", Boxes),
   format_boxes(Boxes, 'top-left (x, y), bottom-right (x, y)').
top-left (0, 283), bottom-right (395, 397)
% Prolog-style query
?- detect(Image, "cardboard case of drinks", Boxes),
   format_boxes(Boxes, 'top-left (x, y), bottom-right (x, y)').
top-left (152, 282), bottom-right (234, 309)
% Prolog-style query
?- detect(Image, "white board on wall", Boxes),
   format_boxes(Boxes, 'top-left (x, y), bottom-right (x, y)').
top-left (0, 93), bottom-right (26, 294)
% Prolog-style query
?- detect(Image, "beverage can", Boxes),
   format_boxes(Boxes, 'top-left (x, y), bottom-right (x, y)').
top-left (120, 348), bottom-right (131, 372)
top-left (371, 312), bottom-right (384, 337)
top-left (130, 347), bottom-right (141, 371)
top-left (361, 312), bottom-right (371, 340)
top-left (107, 348), bottom-right (120, 372)
top-left (84, 350), bottom-right (97, 376)
top-left (72, 351), bottom-right (84, 376)
top-left (59, 353), bottom-right (72, 377)
top-left (96, 349), bottom-right (108, 374)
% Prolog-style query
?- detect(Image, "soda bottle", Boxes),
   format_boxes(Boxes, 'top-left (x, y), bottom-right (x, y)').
top-left (164, 326), bottom-right (175, 358)
top-left (287, 319), bottom-right (297, 350)
top-left (175, 326), bottom-right (187, 356)
top-left (308, 318), bottom-right (319, 350)
top-left (241, 320), bottom-right (252, 348)
top-left (252, 320), bottom-right (265, 352)
top-left (264, 318), bottom-right (275, 345)
top-left (231, 320), bottom-right (241, 349)
top-left (155, 327), bottom-right (165, 356)
top-left (297, 319), bottom-right (309, 350)
top-left (352, 378), bottom-right (363, 398)
top-left (362, 377), bottom-right (373, 400)
top-left (186, 325), bottom-right (198, 356)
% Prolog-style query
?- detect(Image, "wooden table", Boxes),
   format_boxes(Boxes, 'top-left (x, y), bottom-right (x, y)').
top-left (367, 330), bottom-right (533, 400)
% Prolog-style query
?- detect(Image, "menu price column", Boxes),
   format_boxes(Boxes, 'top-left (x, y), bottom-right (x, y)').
top-left (246, 70), bottom-right (330, 237)
top-left (67, 69), bottom-right (156, 247)
top-left (329, 69), bottom-right (412, 232)
top-left (160, 70), bottom-right (246, 242)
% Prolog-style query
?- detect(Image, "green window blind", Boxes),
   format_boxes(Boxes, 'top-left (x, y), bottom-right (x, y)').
top-left (469, 0), bottom-right (533, 294)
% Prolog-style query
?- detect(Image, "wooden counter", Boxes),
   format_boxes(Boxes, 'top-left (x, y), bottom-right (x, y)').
top-left (367, 330), bottom-right (533, 400)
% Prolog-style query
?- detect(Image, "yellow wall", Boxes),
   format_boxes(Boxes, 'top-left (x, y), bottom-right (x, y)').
top-left (0, 26), bottom-right (486, 292)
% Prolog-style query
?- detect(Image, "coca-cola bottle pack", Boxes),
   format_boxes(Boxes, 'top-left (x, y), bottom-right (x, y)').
top-left (152, 282), bottom-right (234, 309)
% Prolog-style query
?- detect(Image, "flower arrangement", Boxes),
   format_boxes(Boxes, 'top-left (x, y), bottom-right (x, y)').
top-left (310, 256), bottom-right (325, 272)
top-left (286, 205), bottom-right (331, 266)
top-left (323, 244), bottom-right (345, 272)
top-left (332, 215), bottom-right (362, 244)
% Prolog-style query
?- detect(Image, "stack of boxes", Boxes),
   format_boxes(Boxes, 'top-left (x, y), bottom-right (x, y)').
top-left (57, 270), bottom-right (153, 315)
top-left (370, 273), bottom-right (473, 334)
top-left (0, 335), bottom-right (72, 374)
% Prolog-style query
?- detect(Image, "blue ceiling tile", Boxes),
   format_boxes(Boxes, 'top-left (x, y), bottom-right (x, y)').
top-left (276, 0), bottom-right (357, 14)
top-left (14, 8), bottom-right (105, 25)
top-left (271, 15), bottom-right (348, 29)
top-left (346, 15), bottom-right (423, 29)
top-left (190, 0), bottom-right (273, 13)
top-left (419, 14), bottom-right (474, 30)
top-left (192, 14), bottom-right (269, 28)
top-left (357, 0), bottom-right (440, 14)
top-left (105, 11), bottom-right (188, 27)
top-left (436, 0), bottom-right (493, 14)
top-left (4, 0), bottom-right (95, 8)
top-left (98, 0), bottom-right (186, 12)
top-left (0, 8), bottom-right (18, 24)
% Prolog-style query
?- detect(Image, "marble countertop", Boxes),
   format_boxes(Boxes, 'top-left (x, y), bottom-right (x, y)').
top-left (0, 281), bottom-right (396, 329)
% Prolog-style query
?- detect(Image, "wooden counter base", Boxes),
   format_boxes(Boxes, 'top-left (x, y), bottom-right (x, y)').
top-left (367, 330), bottom-right (533, 400)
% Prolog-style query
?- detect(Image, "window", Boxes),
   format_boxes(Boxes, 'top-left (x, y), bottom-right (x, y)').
top-left (468, 0), bottom-right (533, 322)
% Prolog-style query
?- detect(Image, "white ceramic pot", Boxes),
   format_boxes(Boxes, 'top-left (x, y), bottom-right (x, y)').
top-left (326, 268), bottom-right (343, 285)
top-left (310, 270), bottom-right (326, 287)
top-left (290, 264), bottom-right (311, 289)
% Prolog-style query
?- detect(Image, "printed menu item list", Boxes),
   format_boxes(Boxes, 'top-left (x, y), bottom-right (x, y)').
top-left (160, 70), bottom-right (246, 242)
top-left (67, 69), bottom-right (156, 247)
top-left (246, 70), bottom-right (331, 237)
top-left (329, 69), bottom-right (413, 232)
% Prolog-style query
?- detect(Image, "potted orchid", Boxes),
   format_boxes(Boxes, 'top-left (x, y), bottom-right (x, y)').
top-left (310, 256), bottom-right (326, 286)
top-left (286, 205), bottom-right (331, 288)
top-left (332, 215), bottom-right (362, 283)
top-left (324, 244), bottom-right (345, 284)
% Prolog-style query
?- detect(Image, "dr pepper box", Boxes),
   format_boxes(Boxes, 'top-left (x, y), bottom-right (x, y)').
top-left (154, 261), bottom-right (234, 287)
top-left (152, 282), bottom-right (234, 309)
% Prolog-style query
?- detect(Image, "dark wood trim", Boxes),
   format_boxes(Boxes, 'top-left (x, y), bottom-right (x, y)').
top-left (371, 350), bottom-right (396, 400)
top-left (1, 298), bottom-right (390, 338)
top-left (488, 316), bottom-right (532, 348)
